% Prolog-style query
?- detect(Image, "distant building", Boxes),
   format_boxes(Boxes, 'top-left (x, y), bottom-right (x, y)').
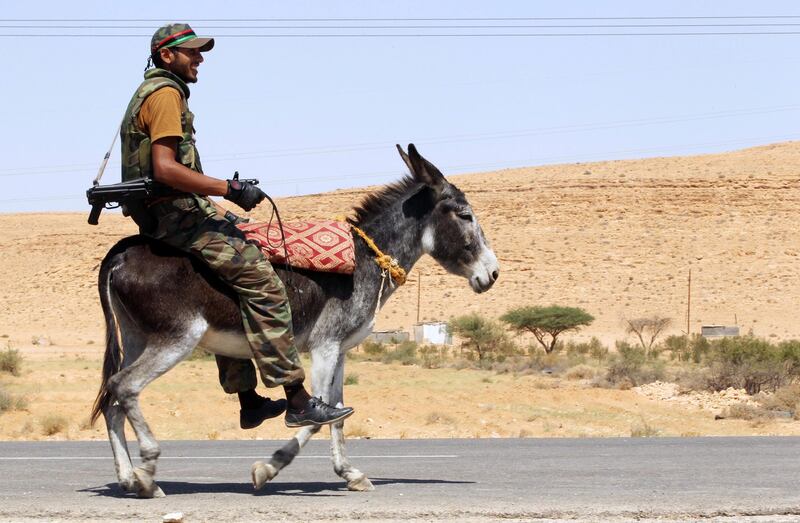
top-left (414, 322), bottom-right (452, 346)
top-left (701, 325), bottom-right (740, 338)
top-left (365, 330), bottom-right (409, 344)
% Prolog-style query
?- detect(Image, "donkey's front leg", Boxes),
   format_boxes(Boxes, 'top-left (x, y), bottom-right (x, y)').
top-left (329, 352), bottom-right (374, 491)
top-left (252, 341), bottom-right (338, 490)
top-left (251, 425), bottom-right (320, 489)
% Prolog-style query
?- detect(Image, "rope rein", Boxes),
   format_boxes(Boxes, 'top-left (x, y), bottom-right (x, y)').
top-left (349, 223), bottom-right (407, 286)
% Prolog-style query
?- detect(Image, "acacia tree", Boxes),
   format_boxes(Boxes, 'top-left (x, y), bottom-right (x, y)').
top-left (447, 314), bottom-right (507, 361)
top-left (501, 306), bottom-right (594, 354)
top-left (624, 316), bottom-right (671, 356)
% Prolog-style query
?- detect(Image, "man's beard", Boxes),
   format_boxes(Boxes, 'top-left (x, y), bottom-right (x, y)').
top-left (173, 64), bottom-right (196, 84)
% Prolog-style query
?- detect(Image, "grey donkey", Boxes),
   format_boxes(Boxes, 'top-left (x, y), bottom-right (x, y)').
top-left (90, 144), bottom-right (500, 497)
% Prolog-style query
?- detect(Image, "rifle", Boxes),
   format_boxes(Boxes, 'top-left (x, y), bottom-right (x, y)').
top-left (86, 174), bottom-right (260, 225)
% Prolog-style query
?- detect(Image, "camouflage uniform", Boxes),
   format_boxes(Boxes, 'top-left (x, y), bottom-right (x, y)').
top-left (120, 67), bottom-right (305, 390)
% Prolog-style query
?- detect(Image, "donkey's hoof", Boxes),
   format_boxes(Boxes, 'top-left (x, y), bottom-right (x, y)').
top-left (132, 466), bottom-right (162, 498)
top-left (118, 477), bottom-right (137, 493)
top-left (347, 475), bottom-right (375, 492)
top-left (251, 461), bottom-right (277, 490)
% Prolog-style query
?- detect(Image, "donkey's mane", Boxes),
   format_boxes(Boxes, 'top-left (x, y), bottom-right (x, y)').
top-left (348, 175), bottom-right (418, 225)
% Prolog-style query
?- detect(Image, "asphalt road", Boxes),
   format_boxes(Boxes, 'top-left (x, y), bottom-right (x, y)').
top-left (0, 437), bottom-right (799, 522)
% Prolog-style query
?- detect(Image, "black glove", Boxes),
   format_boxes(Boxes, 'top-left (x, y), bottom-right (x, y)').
top-left (224, 210), bottom-right (250, 225)
top-left (225, 178), bottom-right (266, 211)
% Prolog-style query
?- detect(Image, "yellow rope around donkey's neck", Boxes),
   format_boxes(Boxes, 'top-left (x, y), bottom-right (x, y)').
top-left (348, 223), bottom-right (407, 286)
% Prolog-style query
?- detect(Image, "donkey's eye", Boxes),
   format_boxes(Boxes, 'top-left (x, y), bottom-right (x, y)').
top-left (456, 212), bottom-right (473, 221)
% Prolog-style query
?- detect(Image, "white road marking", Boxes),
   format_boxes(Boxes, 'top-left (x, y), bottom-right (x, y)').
top-left (0, 454), bottom-right (458, 461)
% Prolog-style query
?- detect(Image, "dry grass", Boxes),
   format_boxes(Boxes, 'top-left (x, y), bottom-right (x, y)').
top-left (722, 403), bottom-right (773, 422)
top-left (758, 383), bottom-right (800, 419)
top-left (0, 389), bottom-right (14, 412)
top-left (345, 424), bottom-right (370, 439)
top-left (425, 412), bottom-right (457, 425)
top-left (40, 414), bottom-right (68, 436)
top-left (0, 347), bottom-right (22, 376)
top-left (565, 364), bottom-right (596, 381)
top-left (0, 388), bottom-right (27, 412)
top-left (2, 349), bottom-right (800, 440)
top-left (630, 420), bottom-right (661, 437)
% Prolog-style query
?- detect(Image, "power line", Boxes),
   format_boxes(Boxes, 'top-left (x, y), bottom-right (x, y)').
top-left (7, 24), bottom-right (800, 29)
top-left (3, 32), bottom-right (800, 37)
top-left (5, 16), bottom-right (800, 21)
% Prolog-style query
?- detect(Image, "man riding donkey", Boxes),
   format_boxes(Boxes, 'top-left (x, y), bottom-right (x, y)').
top-left (120, 23), bottom-right (353, 429)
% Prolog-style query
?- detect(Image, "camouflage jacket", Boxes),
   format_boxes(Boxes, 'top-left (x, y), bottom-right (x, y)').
top-left (120, 68), bottom-right (204, 182)
top-left (119, 68), bottom-right (214, 220)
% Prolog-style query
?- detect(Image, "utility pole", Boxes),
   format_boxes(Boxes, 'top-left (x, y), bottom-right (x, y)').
top-left (686, 268), bottom-right (692, 335)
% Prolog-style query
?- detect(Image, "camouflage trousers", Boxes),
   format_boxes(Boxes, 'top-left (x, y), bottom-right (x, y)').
top-left (142, 195), bottom-right (306, 392)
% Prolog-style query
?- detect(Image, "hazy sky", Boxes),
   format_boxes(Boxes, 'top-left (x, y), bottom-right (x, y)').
top-left (1, 0), bottom-right (799, 213)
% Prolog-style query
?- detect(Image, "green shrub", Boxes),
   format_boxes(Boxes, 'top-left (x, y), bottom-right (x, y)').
top-left (605, 341), bottom-right (664, 387)
top-left (448, 314), bottom-right (509, 362)
top-left (664, 334), bottom-right (710, 363)
top-left (382, 341), bottom-right (418, 365)
top-left (691, 335), bottom-right (711, 363)
top-left (663, 334), bottom-right (688, 361)
top-left (566, 337), bottom-right (604, 358)
top-left (344, 372), bottom-right (359, 385)
top-left (0, 346), bottom-right (22, 376)
top-left (418, 344), bottom-right (447, 369)
top-left (361, 340), bottom-right (386, 358)
top-left (589, 341), bottom-right (609, 363)
top-left (706, 336), bottom-right (800, 394)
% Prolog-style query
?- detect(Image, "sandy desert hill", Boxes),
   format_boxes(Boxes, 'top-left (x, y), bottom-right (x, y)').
top-left (2, 141), bottom-right (800, 348)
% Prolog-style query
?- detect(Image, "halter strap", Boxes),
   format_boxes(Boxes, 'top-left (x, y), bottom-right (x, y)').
top-left (349, 224), bottom-right (407, 286)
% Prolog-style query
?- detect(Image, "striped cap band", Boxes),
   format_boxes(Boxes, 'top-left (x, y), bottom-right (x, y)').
top-left (152, 29), bottom-right (196, 51)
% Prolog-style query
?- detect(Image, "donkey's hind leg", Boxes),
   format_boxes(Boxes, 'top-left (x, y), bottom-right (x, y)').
top-left (109, 321), bottom-right (206, 498)
top-left (104, 402), bottom-right (135, 492)
top-left (103, 309), bottom-right (148, 493)
top-left (328, 352), bottom-right (374, 491)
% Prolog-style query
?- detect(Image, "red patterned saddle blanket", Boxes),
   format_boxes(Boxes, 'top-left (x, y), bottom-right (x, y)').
top-left (238, 220), bottom-right (355, 275)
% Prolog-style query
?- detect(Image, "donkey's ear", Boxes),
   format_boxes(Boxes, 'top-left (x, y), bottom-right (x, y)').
top-left (396, 144), bottom-right (415, 175)
top-left (407, 143), bottom-right (445, 192)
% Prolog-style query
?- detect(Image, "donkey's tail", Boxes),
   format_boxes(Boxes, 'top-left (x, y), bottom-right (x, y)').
top-left (90, 249), bottom-right (124, 426)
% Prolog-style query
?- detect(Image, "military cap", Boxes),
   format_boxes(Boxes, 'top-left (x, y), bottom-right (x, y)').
top-left (151, 23), bottom-right (214, 53)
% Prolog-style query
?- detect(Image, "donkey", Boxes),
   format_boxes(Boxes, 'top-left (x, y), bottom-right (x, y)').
top-left (90, 144), bottom-right (499, 498)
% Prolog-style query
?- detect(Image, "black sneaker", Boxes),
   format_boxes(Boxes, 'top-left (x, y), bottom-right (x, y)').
top-left (285, 397), bottom-right (354, 428)
top-left (240, 398), bottom-right (288, 429)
